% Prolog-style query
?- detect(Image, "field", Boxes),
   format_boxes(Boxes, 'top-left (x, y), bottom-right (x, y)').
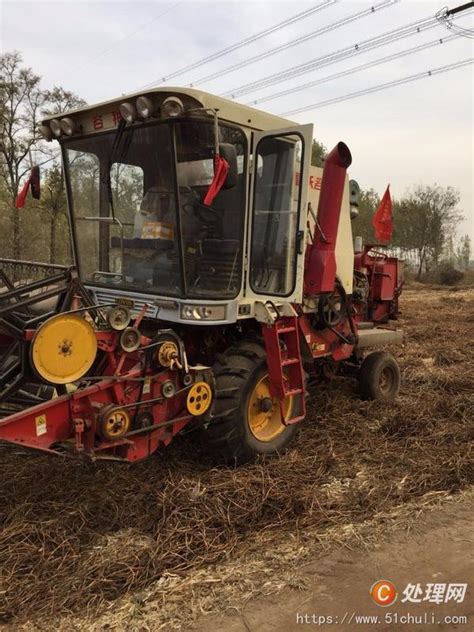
top-left (1, 285), bottom-right (473, 630)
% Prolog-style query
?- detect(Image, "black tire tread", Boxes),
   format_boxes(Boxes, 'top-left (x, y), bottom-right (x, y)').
top-left (359, 351), bottom-right (400, 401)
top-left (205, 340), bottom-right (297, 464)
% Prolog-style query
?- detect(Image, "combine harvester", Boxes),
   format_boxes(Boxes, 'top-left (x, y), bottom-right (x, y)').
top-left (0, 89), bottom-right (403, 463)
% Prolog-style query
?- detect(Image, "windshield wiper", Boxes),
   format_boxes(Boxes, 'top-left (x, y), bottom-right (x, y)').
top-left (102, 118), bottom-right (133, 220)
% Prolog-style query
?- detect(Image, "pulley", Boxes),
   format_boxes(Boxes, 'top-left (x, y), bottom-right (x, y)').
top-left (98, 405), bottom-right (131, 440)
top-left (186, 381), bottom-right (212, 416)
top-left (318, 281), bottom-right (347, 327)
top-left (120, 327), bottom-right (141, 353)
top-left (162, 380), bottom-right (176, 398)
top-left (31, 313), bottom-right (97, 384)
top-left (107, 305), bottom-right (131, 331)
top-left (156, 340), bottom-right (180, 368)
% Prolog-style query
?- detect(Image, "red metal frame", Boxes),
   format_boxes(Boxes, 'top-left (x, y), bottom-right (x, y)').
top-left (0, 325), bottom-right (200, 463)
top-left (354, 245), bottom-right (403, 323)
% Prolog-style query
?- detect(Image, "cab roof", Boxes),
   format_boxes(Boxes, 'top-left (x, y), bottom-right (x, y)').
top-left (42, 86), bottom-right (296, 132)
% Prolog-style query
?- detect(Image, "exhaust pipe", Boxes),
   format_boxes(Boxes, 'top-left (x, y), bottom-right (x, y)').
top-left (304, 141), bottom-right (352, 295)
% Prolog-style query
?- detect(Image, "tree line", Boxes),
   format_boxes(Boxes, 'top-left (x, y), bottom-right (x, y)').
top-left (311, 141), bottom-right (470, 280)
top-left (1, 51), bottom-right (470, 281)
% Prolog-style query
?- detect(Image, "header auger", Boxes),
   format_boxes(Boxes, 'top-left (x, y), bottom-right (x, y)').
top-left (1, 87), bottom-right (403, 464)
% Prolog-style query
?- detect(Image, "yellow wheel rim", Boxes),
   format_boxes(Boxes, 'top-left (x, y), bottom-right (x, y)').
top-left (247, 374), bottom-right (294, 442)
top-left (100, 408), bottom-right (131, 440)
top-left (31, 314), bottom-right (97, 384)
top-left (186, 381), bottom-right (212, 416)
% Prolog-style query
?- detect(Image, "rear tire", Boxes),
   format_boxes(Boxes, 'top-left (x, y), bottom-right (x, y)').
top-left (358, 351), bottom-right (400, 401)
top-left (204, 341), bottom-right (303, 464)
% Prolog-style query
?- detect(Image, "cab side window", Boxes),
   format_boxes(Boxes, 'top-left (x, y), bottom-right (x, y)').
top-left (250, 134), bottom-right (302, 296)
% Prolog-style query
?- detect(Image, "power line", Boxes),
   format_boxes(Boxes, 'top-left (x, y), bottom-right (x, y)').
top-left (188, 0), bottom-right (398, 87)
top-left (437, 1), bottom-right (474, 37)
top-left (61, 2), bottom-right (181, 79)
top-left (246, 33), bottom-right (460, 106)
top-left (135, 0), bottom-right (336, 90)
top-left (221, 9), bottom-right (466, 99)
top-left (446, 1), bottom-right (474, 16)
top-left (282, 58), bottom-right (473, 115)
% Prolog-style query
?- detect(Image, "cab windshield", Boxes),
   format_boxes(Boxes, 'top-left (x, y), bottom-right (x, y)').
top-left (63, 119), bottom-right (246, 299)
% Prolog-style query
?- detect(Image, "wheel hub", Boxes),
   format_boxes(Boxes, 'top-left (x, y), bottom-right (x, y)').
top-left (259, 397), bottom-right (273, 413)
top-left (247, 374), bottom-right (294, 442)
top-left (379, 367), bottom-right (394, 393)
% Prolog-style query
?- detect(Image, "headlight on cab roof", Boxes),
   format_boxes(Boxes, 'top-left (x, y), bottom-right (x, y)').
top-left (50, 119), bottom-right (62, 138)
top-left (60, 117), bottom-right (77, 136)
top-left (162, 96), bottom-right (184, 118)
top-left (136, 95), bottom-right (154, 119)
top-left (181, 305), bottom-right (226, 321)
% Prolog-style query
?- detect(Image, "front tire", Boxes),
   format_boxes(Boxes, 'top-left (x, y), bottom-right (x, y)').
top-left (204, 341), bottom-right (302, 464)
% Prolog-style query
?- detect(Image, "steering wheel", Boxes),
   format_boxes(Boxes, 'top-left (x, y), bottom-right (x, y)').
top-left (179, 186), bottom-right (221, 224)
top-left (193, 201), bottom-right (221, 224)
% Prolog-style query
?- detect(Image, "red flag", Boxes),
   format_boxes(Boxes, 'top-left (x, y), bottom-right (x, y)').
top-left (15, 172), bottom-right (33, 209)
top-left (372, 185), bottom-right (393, 244)
top-left (203, 154), bottom-right (229, 206)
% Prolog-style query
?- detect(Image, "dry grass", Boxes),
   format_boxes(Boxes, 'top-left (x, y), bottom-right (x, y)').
top-left (1, 287), bottom-right (473, 628)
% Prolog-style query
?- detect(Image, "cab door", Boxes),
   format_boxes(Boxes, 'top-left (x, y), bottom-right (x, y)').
top-left (246, 124), bottom-right (313, 306)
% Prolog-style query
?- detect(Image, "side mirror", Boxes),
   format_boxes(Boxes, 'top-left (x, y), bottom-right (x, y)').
top-left (219, 143), bottom-right (237, 189)
top-left (349, 178), bottom-right (360, 219)
top-left (15, 166), bottom-right (41, 209)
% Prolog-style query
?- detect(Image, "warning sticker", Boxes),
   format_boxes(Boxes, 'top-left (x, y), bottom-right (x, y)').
top-left (35, 415), bottom-right (47, 436)
top-left (142, 221), bottom-right (174, 240)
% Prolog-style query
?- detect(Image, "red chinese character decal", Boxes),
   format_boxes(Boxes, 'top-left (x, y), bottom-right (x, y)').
top-left (309, 175), bottom-right (322, 190)
top-left (111, 111), bottom-right (122, 126)
top-left (295, 172), bottom-right (300, 186)
top-left (92, 115), bottom-right (103, 130)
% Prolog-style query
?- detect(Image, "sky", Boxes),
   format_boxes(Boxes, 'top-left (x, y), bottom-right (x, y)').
top-left (1, 0), bottom-right (473, 241)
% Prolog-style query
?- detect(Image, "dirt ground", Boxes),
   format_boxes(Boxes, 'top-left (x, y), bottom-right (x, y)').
top-left (194, 492), bottom-right (474, 631)
top-left (1, 285), bottom-right (473, 630)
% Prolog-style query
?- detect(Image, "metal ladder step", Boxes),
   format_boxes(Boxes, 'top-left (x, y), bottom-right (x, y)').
top-left (262, 315), bottom-right (306, 425)
top-left (284, 387), bottom-right (304, 397)
top-left (281, 358), bottom-right (300, 367)
top-left (276, 326), bottom-right (296, 334)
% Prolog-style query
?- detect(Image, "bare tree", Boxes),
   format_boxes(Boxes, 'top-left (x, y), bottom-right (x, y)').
top-left (393, 185), bottom-right (462, 280)
top-left (0, 51), bottom-right (45, 258)
top-left (311, 139), bottom-right (327, 167)
top-left (351, 188), bottom-right (380, 244)
top-left (38, 87), bottom-right (85, 263)
top-left (457, 234), bottom-right (471, 270)
top-left (0, 52), bottom-right (85, 261)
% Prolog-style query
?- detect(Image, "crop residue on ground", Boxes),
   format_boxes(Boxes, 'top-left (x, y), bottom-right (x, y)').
top-left (0, 286), bottom-right (473, 627)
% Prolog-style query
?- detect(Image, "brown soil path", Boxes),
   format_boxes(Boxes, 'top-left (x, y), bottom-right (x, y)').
top-left (194, 494), bottom-right (473, 631)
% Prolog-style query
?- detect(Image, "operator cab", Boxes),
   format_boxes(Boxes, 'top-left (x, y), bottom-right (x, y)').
top-left (39, 88), bottom-right (313, 324)
top-left (64, 118), bottom-right (246, 299)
